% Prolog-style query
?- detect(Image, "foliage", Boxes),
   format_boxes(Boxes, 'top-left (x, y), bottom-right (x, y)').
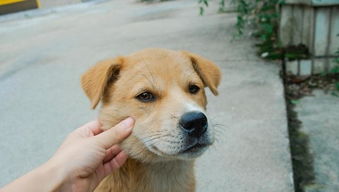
top-left (140, 0), bottom-right (170, 2)
top-left (248, 0), bottom-right (283, 60)
top-left (198, 0), bottom-right (209, 15)
top-left (198, 0), bottom-right (228, 15)
top-left (332, 49), bottom-right (339, 93)
top-left (330, 49), bottom-right (339, 74)
top-left (199, 0), bottom-right (287, 60)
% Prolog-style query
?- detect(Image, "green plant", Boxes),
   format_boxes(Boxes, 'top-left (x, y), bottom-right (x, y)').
top-left (198, 0), bottom-right (209, 15)
top-left (332, 49), bottom-right (339, 93)
top-left (330, 49), bottom-right (339, 74)
top-left (199, 0), bottom-right (285, 60)
top-left (235, 0), bottom-right (286, 59)
top-left (330, 65), bottom-right (339, 74)
top-left (140, 0), bottom-right (170, 2)
top-left (198, 0), bottom-right (228, 15)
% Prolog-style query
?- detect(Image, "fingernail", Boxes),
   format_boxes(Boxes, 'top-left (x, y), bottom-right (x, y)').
top-left (117, 117), bottom-right (134, 132)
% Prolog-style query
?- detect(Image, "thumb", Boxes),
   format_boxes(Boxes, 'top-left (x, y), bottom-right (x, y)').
top-left (94, 117), bottom-right (134, 149)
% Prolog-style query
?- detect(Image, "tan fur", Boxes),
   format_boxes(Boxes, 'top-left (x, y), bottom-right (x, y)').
top-left (81, 48), bottom-right (221, 192)
top-left (95, 159), bottom-right (195, 192)
top-left (181, 51), bottom-right (221, 95)
top-left (81, 57), bottom-right (124, 109)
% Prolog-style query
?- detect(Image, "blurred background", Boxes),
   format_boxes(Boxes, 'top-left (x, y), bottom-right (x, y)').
top-left (0, 0), bottom-right (338, 192)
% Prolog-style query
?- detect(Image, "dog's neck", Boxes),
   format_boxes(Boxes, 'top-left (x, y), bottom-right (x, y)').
top-left (95, 158), bottom-right (196, 192)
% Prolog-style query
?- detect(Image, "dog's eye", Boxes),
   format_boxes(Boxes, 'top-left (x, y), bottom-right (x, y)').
top-left (188, 84), bottom-right (200, 94)
top-left (136, 91), bottom-right (156, 102)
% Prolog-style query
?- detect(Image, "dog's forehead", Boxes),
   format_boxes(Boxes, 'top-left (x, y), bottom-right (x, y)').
top-left (123, 49), bottom-right (195, 77)
top-left (126, 49), bottom-right (189, 64)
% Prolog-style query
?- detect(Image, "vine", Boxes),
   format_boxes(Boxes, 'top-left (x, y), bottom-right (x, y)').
top-left (199, 0), bottom-right (286, 60)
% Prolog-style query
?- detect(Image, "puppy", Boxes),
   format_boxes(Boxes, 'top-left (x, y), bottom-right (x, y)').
top-left (81, 48), bottom-right (221, 192)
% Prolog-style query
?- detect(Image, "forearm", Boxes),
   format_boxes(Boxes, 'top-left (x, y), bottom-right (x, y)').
top-left (1, 160), bottom-right (66, 192)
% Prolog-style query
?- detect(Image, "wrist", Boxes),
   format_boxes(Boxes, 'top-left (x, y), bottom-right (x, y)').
top-left (1, 159), bottom-right (69, 192)
top-left (39, 159), bottom-right (69, 191)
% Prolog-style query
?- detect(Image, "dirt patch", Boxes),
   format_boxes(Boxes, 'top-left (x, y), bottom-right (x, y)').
top-left (285, 74), bottom-right (339, 100)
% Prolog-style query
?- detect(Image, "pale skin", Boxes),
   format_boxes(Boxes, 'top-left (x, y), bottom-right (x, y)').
top-left (1, 117), bottom-right (135, 192)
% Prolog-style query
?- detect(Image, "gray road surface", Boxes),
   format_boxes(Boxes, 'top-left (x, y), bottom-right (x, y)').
top-left (39, 0), bottom-right (82, 9)
top-left (0, 0), bottom-right (294, 191)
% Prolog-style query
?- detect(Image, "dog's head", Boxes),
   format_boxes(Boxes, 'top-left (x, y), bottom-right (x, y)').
top-left (81, 48), bottom-right (221, 162)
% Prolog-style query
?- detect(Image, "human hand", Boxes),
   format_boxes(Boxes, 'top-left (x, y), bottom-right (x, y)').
top-left (49, 117), bottom-right (134, 192)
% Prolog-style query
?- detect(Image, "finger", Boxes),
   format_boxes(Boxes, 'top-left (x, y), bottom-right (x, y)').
top-left (108, 151), bottom-right (128, 169)
top-left (76, 120), bottom-right (102, 135)
top-left (91, 126), bottom-right (104, 136)
top-left (102, 151), bottom-right (128, 176)
top-left (68, 121), bottom-right (102, 140)
top-left (103, 145), bottom-right (122, 163)
top-left (84, 120), bottom-right (103, 135)
top-left (94, 117), bottom-right (134, 149)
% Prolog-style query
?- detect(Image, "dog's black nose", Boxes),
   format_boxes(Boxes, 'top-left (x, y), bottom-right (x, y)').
top-left (179, 111), bottom-right (208, 138)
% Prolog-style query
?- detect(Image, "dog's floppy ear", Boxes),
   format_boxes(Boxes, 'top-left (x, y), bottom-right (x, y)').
top-left (181, 51), bottom-right (221, 95)
top-left (81, 57), bottom-right (124, 109)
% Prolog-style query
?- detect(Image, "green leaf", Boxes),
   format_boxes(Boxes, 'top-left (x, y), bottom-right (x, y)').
top-left (199, 7), bottom-right (204, 15)
top-left (335, 82), bottom-right (339, 90)
top-left (203, 0), bottom-right (208, 7)
top-left (331, 91), bottom-right (339, 97)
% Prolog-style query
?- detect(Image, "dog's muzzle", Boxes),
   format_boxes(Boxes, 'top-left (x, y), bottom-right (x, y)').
top-left (179, 111), bottom-right (208, 138)
top-left (178, 111), bottom-right (211, 154)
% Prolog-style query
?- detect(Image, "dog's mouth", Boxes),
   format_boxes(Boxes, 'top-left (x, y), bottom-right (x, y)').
top-left (180, 143), bottom-right (209, 154)
top-left (136, 120), bottom-right (214, 159)
top-left (147, 140), bottom-right (211, 158)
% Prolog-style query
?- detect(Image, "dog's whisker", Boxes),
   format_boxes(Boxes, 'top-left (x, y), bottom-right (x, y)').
top-left (170, 113), bottom-right (179, 120)
top-left (141, 133), bottom-right (174, 144)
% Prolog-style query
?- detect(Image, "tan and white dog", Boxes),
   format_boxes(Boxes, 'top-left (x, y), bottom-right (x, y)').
top-left (81, 48), bottom-right (221, 192)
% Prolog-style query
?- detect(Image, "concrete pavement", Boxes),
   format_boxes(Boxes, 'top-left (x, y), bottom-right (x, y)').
top-left (0, 0), bottom-right (294, 191)
top-left (39, 0), bottom-right (82, 9)
top-left (295, 91), bottom-right (339, 192)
